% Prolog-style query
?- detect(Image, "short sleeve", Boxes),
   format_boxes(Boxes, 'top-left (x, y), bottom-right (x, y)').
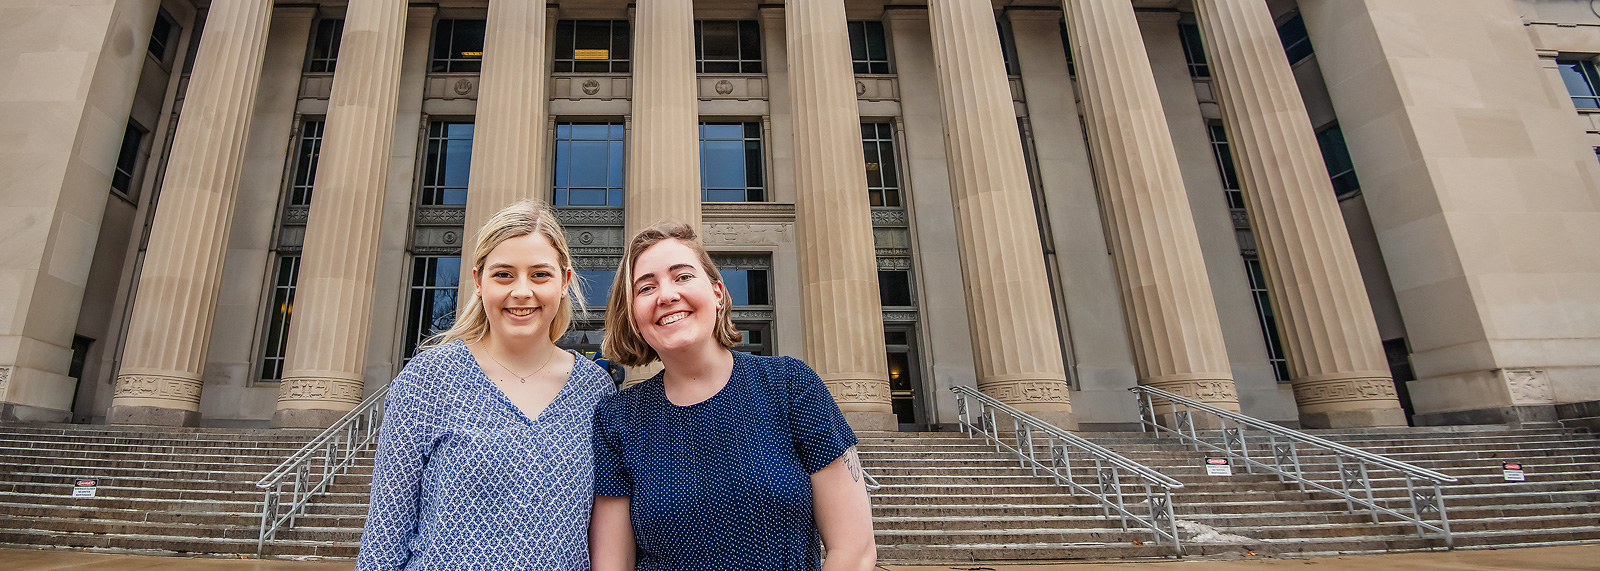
top-left (591, 396), bottom-right (632, 497)
top-left (783, 358), bottom-right (860, 474)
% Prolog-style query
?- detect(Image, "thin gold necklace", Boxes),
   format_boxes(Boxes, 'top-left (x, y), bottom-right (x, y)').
top-left (482, 345), bottom-right (557, 384)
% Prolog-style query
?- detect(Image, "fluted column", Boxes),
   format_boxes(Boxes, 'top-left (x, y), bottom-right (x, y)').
top-left (626, 0), bottom-right (700, 233)
top-left (786, 0), bottom-right (895, 431)
top-left (1059, 0), bottom-right (1240, 412)
top-left (273, 0), bottom-right (408, 428)
top-left (108, 0), bottom-right (274, 427)
top-left (464, 0), bottom-right (550, 240)
top-left (1194, 0), bottom-right (1403, 427)
top-left (927, 1), bottom-right (1074, 428)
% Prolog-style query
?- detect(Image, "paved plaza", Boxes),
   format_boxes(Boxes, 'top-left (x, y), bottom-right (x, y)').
top-left (1, 544), bottom-right (1596, 570)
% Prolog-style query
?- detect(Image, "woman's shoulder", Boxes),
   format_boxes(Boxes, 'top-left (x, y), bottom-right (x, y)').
top-left (568, 352), bottom-right (619, 394)
top-left (732, 352), bottom-right (817, 391)
top-left (391, 341), bottom-right (474, 393)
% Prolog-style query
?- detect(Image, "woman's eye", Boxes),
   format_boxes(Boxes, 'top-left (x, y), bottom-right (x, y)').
top-left (533, 271), bottom-right (552, 279)
top-left (675, 273), bottom-right (694, 282)
top-left (637, 285), bottom-right (655, 295)
top-left (493, 271), bottom-right (513, 279)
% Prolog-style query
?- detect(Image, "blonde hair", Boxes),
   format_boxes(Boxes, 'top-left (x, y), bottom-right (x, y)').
top-left (602, 221), bottom-right (742, 366)
top-left (420, 199), bottom-right (579, 349)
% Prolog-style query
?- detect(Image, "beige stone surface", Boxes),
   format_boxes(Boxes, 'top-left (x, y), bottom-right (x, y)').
top-left (1301, 0), bottom-right (1600, 417)
top-left (785, 0), bottom-right (893, 430)
top-left (1059, 0), bottom-right (1238, 413)
top-left (276, 0), bottom-right (409, 427)
top-left (463, 0), bottom-right (551, 248)
top-left (626, 0), bottom-right (700, 234)
top-left (1194, 0), bottom-right (1403, 428)
top-left (927, 0), bottom-right (1073, 425)
top-left (109, 0), bottom-right (273, 425)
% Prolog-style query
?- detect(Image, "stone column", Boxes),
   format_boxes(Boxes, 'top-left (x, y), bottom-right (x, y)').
top-left (1058, 0), bottom-right (1240, 413)
top-left (784, 0), bottom-right (895, 431)
top-left (107, 0), bottom-right (274, 427)
top-left (1193, 0), bottom-right (1404, 428)
top-left (626, 0), bottom-right (700, 233)
top-left (273, 0), bottom-right (408, 428)
top-left (464, 0), bottom-right (551, 241)
top-left (926, 1), bottom-right (1074, 428)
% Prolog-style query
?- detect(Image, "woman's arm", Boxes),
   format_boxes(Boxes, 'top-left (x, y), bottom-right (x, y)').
top-left (354, 383), bottom-right (430, 570)
top-left (590, 495), bottom-right (636, 570)
top-left (811, 446), bottom-right (876, 571)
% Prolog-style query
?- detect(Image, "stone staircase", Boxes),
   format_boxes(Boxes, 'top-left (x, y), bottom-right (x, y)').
top-left (859, 426), bottom-right (1600, 562)
top-left (1, 422), bottom-right (1597, 561)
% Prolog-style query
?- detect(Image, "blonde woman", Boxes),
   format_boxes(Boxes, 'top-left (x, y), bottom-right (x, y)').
top-left (588, 222), bottom-right (875, 571)
top-left (357, 200), bottom-right (616, 570)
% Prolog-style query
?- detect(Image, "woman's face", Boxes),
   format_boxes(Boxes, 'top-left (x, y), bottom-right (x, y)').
top-left (629, 239), bottom-right (725, 357)
top-left (474, 232), bottom-right (570, 344)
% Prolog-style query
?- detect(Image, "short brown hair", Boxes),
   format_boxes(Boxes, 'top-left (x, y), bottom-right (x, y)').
top-left (602, 221), bottom-right (742, 366)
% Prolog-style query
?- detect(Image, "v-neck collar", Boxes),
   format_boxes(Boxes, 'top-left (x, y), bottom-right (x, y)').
top-left (456, 340), bottom-right (578, 425)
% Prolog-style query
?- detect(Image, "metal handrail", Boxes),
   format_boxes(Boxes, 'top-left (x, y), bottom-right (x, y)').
top-left (254, 384), bottom-right (390, 555)
top-left (1130, 385), bottom-right (1457, 548)
top-left (952, 386), bottom-right (1184, 554)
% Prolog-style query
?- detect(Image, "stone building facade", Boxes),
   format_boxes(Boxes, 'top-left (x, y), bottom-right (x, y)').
top-left (1, 0), bottom-right (1596, 432)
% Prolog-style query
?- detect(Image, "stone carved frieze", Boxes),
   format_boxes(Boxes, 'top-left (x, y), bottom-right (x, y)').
top-left (572, 256), bottom-right (623, 271)
top-left (870, 209), bottom-right (908, 227)
top-left (1291, 377), bottom-right (1397, 407)
top-left (1502, 368), bottom-right (1554, 404)
top-left (278, 378), bottom-right (364, 405)
top-left (0, 366), bottom-right (9, 394)
top-left (730, 309), bottom-right (774, 321)
top-left (416, 206), bottom-right (466, 226)
top-left (977, 379), bottom-right (1072, 404)
top-left (881, 310), bottom-right (918, 323)
top-left (556, 208), bottom-right (625, 226)
top-left (703, 222), bottom-right (793, 246)
top-left (710, 254), bottom-right (771, 270)
top-left (826, 379), bottom-right (891, 404)
top-left (877, 257), bottom-right (911, 271)
top-left (283, 205), bottom-right (310, 225)
top-left (1146, 379), bottom-right (1240, 404)
top-left (113, 374), bottom-right (203, 404)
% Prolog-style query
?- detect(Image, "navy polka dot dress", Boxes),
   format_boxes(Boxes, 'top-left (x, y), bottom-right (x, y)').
top-left (592, 351), bottom-right (858, 571)
top-left (357, 340), bottom-right (617, 570)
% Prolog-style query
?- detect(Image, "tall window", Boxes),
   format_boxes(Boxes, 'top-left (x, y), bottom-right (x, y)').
top-left (111, 122), bottom-right (147, 198)
top-left (307, 19), bottom-right (344, 73)
top-left (1245, 259), bottom-right (1289, 382)
top-left (1179, 23), bottom-right (1210, 78)
top-left (879, 267), bottom-right (914, 307)
top-left (997, 15), bottom-right (1020, 76)
top-left (699, 122), bottom-right (765, 202)
top-left (553, 20), bottom-right (631, 73)
top-left (422, 122), bottom-right (474, 205)
top-left (148, 8), bottom-right (178, 64)
top-left (1206, 124), bottom-right (1245, 209)
top-left (575, 269), bottom-right (614, 306)
top-left (862, 123), bottom-right (902, 207)
top-left (713, 254), bottom-right (773, 357)
top-left (848, 21), bottom-right (891, 74)
top-left (1315, 124), bottom-right (1360, 196)
top-left (259, 256), bottom-right (300, 381)
top-left (1559, 59), bottom-right (1600, 109)
top-left (403, 256), bottom-right (461, 360)
top-left (1277, 14), bottom-right (1312, 64)
top-left (289, 121), bottom-right (324, 206)
top-left (553, 122), bottom-right (625, 208)
top-left (432, 19), bottom-right (486, 73)
top-left (695, 21), bottom-right (762, 73)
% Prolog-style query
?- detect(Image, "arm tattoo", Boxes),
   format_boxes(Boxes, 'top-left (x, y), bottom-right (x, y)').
top-left (844, 447), bottom-right (862, 483)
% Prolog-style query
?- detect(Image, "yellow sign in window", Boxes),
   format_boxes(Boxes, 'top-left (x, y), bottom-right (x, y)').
top-left (574, 49), bottom-right (609, 60)
top-left (461, 51), bottom-right (483, 57)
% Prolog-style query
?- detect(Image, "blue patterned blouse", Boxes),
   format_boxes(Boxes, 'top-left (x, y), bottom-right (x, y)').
top-left (357, 340), bottom-right (617, 571)
top-left (592, 351), bottom-right (858, 571)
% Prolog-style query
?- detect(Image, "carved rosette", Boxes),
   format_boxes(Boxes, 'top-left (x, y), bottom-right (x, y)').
top-left (277, 377), bottom-right (365, 406)
top-left (976, 379), bottom-right (1072, 405)
top-left (113, 374), bottom-right (204, 406)
top-left (825, 379), bottom-right (892, 405)
top-left (1290, 376), bottom-right (1398, 408)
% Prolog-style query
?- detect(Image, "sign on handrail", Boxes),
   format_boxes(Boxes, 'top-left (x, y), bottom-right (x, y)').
top-left (254, 384), bottom-right (391, 555)
top-left (951, 386), bottom-right (1184, 555)
top-left (1130, 385), bottom-right (1455, 549)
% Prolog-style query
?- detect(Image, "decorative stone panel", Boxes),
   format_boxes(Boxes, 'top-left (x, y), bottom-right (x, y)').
top-left (299, 74), bottom-right (334, 100)
top-left (425, 74), bottom-right (479, 100)
top-left (870, 208), bottom-right (908, 227)
top-left (697, 75), bottom-right (767, 100)
top-left (416, 205), bottom-right (466, 226)
top-left (412, 227), bottom-right (464, 255)
top-left (0, 366), bottom-right (10, 395)
top-left (277, 377), bottom-right (364, 405)
top-left (552, 74), bottom-right (631, 101)
top-left (702, 222), bottom-right (793, 246)
top-left (873, 227), bottom-right (910, 257)
top-left (854, 76), bottom-right (899, 102)
top-left (1503, 368), bottom-right (1555, 405)
top-left (1291, 376), bottom-right (1398, 406)
top-left (113, 374), bottom-right (203, 405)
top-left (827, 379), bottom-right (892, 404)
top-left (979, 379), bottom-right (1072, 404)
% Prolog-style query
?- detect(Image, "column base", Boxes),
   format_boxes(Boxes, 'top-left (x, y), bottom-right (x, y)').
top-left (0, 402), bottom-right (71, 423)
top-left (1300, 406), bottom-right (1408, 429)
top-left (107, 405), bottom-right (199, 427)
top-left (842, 411), bottom-right (898, 433)
top-left (1412, 404), bottom-right (1557, 429)
top-left (271, 408), bottom-right (348, 429)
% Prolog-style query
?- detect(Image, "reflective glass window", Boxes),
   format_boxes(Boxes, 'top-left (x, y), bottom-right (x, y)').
top-left (308, 19), bottom-right (343, 73)
top-left (1180, 23), bottom-right (1209, 78)
top-left (289, 120), bottom-right (324, 206)
top-left (148, 9), bottom-right (178, 63)
top-left (576, 269), bottom-right (615, 307)
top-left (1245, 259), bottom-right (1289, 382)
top-left (422, 122), bottom-right (473, 205)
top-left (1206, 124), bottom-right (1244, 209)
top-left (554, 122), bottom-right (626, 208)
top-left (1559, 59), bottom-right (1600, 109)
top-left (719, 269), bottom-right (770, 306)
top-left (1277, 14), bottom-right (1312, 64)
top-left (432, 19), bottom-right (486, 73)
top-left (1315, 124), bottom-right (1361, 196)
top-left (862, 123), bottom-right (902, 207)
top-left (695, 21), bottom-right (763, 73)
top-left (553, 20), bottom-right (632, 73)
top-left (259, 255), bottom-right (300, 381)
top-left (403, 256), bottom-right (461, 360)
top-left (849, 21), bottom-right (891, 74)
top-left (111, 122), bottom-right (146, 198)
top-left (700, 122), bottom-right (765, 202)
top-left (879, 269), bottom-right (913, 307)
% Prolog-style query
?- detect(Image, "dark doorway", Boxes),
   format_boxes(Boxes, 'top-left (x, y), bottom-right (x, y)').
top-left (885, 328), bottom-right (925, 430)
